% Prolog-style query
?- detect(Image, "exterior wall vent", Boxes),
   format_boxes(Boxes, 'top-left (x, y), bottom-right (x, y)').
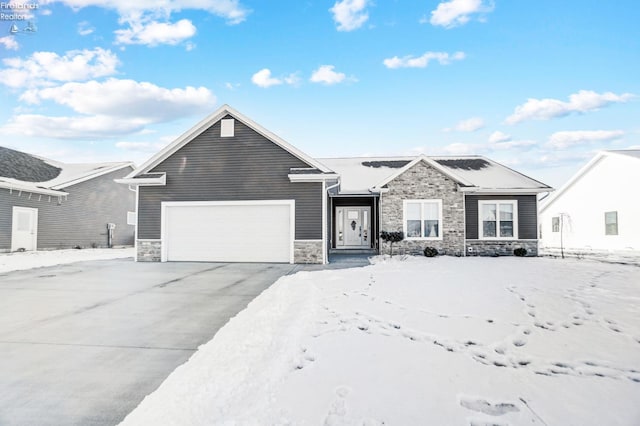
top-left (221, 119), bottom-right (234, 137)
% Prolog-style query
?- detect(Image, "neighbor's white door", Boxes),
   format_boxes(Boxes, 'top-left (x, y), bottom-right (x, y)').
top-left (11, 206), bottom-right (38, 252)
top-left (336, 207), bottom-right (370, 248)
top-left (163, 201), bottom-right (293, 263)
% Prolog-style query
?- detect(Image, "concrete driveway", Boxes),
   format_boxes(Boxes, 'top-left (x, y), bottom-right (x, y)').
top-left (0, 259), bottom-right (298, 426)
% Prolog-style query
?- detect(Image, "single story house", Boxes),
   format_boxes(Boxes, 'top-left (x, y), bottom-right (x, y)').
top-left (539, 150), bottom-right (640, 260)
top-left (0, 146), bottom-right (136, 252)
top-left (118, 105), bottom-right (552, 264)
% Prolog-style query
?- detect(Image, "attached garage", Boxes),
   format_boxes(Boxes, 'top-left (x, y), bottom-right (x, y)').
top-left (161, 200), bottom-right (295, 263)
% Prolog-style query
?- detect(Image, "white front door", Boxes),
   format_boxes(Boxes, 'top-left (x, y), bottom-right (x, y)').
top-left (11, 206), bottom-right (38, 252)
top-left (336, 207), bottom-right (370, 248)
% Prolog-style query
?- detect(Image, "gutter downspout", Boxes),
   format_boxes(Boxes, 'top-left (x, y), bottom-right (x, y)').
top-left (325, 179), bottom-right (341, 263)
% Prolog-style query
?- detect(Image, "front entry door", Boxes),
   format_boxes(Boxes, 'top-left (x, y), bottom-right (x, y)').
top-left (336, 207), bottom-right (370, 248)
top-left (11, 206), bottom-right (38, 252)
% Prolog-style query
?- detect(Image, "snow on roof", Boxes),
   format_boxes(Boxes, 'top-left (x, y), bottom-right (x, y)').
top-left (319, 157), bottom-right (413, 194)
top-left (320, 155), bottom-right (551, 194)
top-left (0, 146), bottom-right (133, 195)
top-left (606, 149), bottom-right (640, 160)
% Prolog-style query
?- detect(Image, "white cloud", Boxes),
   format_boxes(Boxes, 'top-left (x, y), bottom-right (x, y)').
top-left (77, 21), bottom-right (95, 36)
top-left (430, 0), bottom-right (493, 28)
top-left (490, 139), bottom-right (537, 150)
top-left (115, 141), bottom-right (167, 152)
top-left (251, 68), bottom-right (283, 88)
top-left (330, 0), bottom-right (370, 31)
top-left (0, 114), bottom-right (147, 139)
top-left (0, 48), bottom-right (119, 88)
top-left (310, 65), bottom-right (348, 85)
top-left (505, 90), bottom-right (635, 124)
top-left (546, 130), bottom-right (625, 149)
top-left (40, 0), bottom-right (250, 25)
top-left (0, 36), bottom-right (19, 51)
top-left (383, 51), bottom-right (465, 69)
top-left (441, 142), bottom-right (478, 155)
top-left (19, 78), bottom-right (215, 122)
top-left (488, 130), bottom-right (511, 143)
top-left (115, 19), bottom-right (197, 46)
top-left (447, 117), bottom-right (484, 132)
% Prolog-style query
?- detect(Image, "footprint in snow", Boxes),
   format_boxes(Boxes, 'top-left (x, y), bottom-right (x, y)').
top-left (459, 395), bottom-right (520, 416)
top-left (323, 386), bottom-right (351, 426)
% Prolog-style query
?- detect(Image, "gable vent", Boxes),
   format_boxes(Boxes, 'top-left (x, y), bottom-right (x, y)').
top-left (221, 119), bottom-right (234, 137)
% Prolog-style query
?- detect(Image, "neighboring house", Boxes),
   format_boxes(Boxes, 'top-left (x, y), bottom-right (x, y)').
top-left (0, 146), bottom-right (136, 252)
top-left (118, 105), bottom-right (552, 264)
top-left (539, 150), bottom-right (640, 260)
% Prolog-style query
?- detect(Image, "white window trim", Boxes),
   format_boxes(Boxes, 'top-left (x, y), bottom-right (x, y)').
top-left (478, 200), bottom-right (519, 240)
top-left (402, 199), bottom-right (444, 241)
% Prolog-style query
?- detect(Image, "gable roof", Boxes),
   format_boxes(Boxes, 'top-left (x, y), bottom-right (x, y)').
top-left (319, 155), bottom-right (552, 195)
top-left (540, 150), bottom-right (640, 213)
top-left (125, 104), bottom-right (333, 179)
top-left (0, 146), bottom-right (133, 196)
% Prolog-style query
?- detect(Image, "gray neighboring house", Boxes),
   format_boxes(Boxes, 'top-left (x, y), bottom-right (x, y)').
top-left (119, 105), bottom-right (552, 264)
top-left (0, 146), bottom-right (135, 252)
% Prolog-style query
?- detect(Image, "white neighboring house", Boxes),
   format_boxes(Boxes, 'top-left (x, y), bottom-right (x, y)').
top-left (539, 150), bottom-right (640, 261)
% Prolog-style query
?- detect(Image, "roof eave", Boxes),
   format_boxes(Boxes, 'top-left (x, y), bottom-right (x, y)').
top-left (288, 173), bottom-right (340, 182)
top-left (51, 162), bottom-right (135, 190)
top-left (460, 187), bottom-right (553, 194)
top-left (0, 181), bottom-right (69, 197)
top-left (115, 173), bottom-right (167, 186)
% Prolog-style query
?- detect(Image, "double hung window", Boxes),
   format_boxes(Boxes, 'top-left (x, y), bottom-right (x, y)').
top-left (479, 200), bottom-right (518, 239)
top-left (403, 200), bottom-right (443, 239)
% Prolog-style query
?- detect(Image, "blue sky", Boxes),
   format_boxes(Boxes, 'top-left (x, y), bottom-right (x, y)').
top-left (0, 0), bottom-right (638, 187)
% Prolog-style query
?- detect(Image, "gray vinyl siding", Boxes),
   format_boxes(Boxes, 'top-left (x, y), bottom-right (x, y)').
top-left (138, 116), bottom-right (323, 240)
top-left (0, 167), bottom-right (135, 251)
top-left (465, 194), bottom-right (538, 240)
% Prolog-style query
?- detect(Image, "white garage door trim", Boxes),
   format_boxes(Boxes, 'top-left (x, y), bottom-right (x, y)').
top-left (160, 200), bottom-right (295, 263)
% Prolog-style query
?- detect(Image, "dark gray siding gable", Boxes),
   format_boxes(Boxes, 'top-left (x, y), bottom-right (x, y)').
top-left (465, 194), bottom-right (537, 239)
top-left (138, 116), bottom-right (323, 240)
top-left (0, 167), bottom-right (135, 251)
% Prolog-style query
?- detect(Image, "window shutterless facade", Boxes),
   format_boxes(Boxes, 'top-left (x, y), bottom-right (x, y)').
top-left (552, 216), bottom-right (559, 232)
top-left (403, 199), bottom-right (443, 240)
top-left (478, 200), bottom-right (518, 239)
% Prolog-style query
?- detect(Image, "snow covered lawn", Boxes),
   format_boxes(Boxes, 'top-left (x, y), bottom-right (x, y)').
top-left (121, 256), bottom-right (640, 426)
top-left (0, 247), bottom-right (134, 273)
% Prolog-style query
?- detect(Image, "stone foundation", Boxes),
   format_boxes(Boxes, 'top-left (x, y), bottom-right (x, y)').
top-left (294, 240), bottom-right (323, 264)
top-left (136, 239), bottom-right (161, 262)
top-left (466, 240), bottom-right (538, 257)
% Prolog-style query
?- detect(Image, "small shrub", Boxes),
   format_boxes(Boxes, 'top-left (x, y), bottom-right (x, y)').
top-left (423, 246), bottom-right (438, 257)
top-left (514, 247), bottom-right (527, 257)
top-left (380, 231), bottom-right (404, 257)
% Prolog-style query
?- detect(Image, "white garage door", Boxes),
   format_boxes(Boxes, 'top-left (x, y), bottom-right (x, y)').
top-left (163, 201), bottom-right (294, 263)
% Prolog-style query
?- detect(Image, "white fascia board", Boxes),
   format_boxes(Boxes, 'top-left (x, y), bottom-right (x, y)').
top-left (288, 173), bottom-right (340, 182)
top-left (115, 173), bottom-right (166, 186)
top-left (0, 181), bottom-right (69, 197)
top-left (50, 162), bottom-right (135, 190)
top-left (130, 104), bottom-right (334, 178)
top-left (459, 187), bottom-right (551, 194)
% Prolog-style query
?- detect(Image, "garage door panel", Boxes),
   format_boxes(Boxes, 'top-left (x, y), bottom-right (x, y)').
top-left (164, 202), bottom-right (292, 263)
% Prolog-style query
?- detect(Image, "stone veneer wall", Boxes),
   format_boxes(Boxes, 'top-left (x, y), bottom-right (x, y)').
top-left (137, 239), bottom-right (161, 262)
top-left (466, 240), bottom-right (538, 256)
top-left (380, 161), bottom-right (465, 256)
top-left (294, 240), bottom-right (323, 264)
